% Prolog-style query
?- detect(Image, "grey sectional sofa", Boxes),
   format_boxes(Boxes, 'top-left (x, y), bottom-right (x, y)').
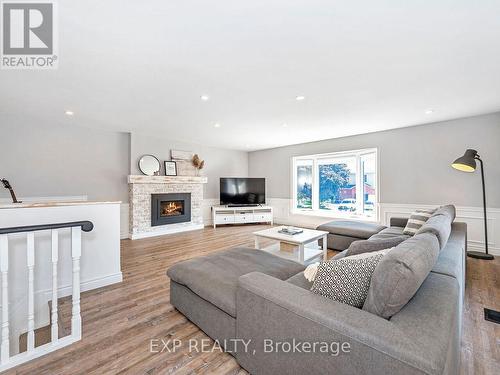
top-left (167, 211), bottom-right (466, 375)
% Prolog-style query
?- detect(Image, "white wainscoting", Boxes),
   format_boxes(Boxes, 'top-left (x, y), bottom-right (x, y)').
top-left (122, 198), bottom-right (499, 256)
top-left (379, 203), bottom-right (499, 255)
top-left (266, 198), bottom-right (500, 256)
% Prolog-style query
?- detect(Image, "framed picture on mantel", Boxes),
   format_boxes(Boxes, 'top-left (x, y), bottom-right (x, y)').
top-left (164, 161), bottom-right (177, 176)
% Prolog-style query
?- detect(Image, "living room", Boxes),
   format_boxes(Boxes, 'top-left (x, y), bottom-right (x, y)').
top-left (0, 1), bottom-right (499, 374)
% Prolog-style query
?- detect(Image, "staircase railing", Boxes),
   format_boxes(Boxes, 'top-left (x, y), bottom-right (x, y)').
top-left (0, 221), bottom-right (93, 371)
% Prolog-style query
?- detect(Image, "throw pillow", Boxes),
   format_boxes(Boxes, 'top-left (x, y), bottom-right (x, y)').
top-left (403, 208), bottom-right (436, 236)
top-left (311, 248), bottom-right (391, 308)
top-left (304, 262), bottom-right (320, 282)
top-left (346, 236), bottom-right (408, 257)
top-left (363, 233), bottom-right (440, 319)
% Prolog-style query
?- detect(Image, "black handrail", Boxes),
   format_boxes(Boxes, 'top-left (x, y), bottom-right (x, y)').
top-left (0, 221), bottom-right (94, 235)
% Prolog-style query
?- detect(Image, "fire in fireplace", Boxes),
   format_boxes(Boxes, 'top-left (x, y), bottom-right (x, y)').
top-left (161, 200), bottom-right (184, 216)
top-left (151, 193), bottom-right (191, 226)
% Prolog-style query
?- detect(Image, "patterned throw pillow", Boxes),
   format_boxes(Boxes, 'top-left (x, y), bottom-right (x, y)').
top-left (403, 209), bottom-right (436, 236)
top-left (310, 249), bottom-right (390, 307)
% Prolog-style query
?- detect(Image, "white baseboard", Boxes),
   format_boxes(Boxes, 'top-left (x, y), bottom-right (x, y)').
top-left (33, 272), bottom-right (123, 332)
top-left (130, 224), bottom-right (204, 239)
top-left (122, 197), bottom-right (500, 256)
top-left (52, 272), bottom-right (123, 299)
top-left (266, 198), bottom-right (500, 256)
top-left (379, 203), bottom-right (500, 256)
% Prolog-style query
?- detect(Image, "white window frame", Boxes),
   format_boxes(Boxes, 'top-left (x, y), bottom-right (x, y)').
top-left (291, 148), bottom-right (379, 221)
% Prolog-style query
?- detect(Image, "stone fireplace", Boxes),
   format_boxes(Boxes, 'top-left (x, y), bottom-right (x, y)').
top-left (151, 193), bottom-right (191, 226)
top-left (128, 175), bottom-right (207, 239)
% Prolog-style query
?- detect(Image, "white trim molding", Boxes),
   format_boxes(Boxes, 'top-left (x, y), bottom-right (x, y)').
top-left (123, 198), bottom-right (499, 256)
top-left (265, 198), bottom-right (500, 256)
top-left (379, 203), bottom-right (500, 255)
top-left (0, 195), bottom-right (88, 204)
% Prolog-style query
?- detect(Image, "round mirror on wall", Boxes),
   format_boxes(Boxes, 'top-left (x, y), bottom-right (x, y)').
top-left (138, 155), bottom-right (161, 176)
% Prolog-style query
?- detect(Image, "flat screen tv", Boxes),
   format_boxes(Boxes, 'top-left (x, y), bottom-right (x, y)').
top-left (220, 178), bottom-right (266, 206)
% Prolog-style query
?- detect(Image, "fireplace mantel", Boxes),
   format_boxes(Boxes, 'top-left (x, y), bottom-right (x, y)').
top-left (127, 175), bottom-right (208, 184)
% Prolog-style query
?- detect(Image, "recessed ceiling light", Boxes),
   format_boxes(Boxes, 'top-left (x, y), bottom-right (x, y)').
top-left (214, 123), bottom-right (221, 128)
top-left (295, 96), bottom-right (306, 101)
top-left (282, 123), bottom-right (288, 128)
top-left (201, 95), bottom-right (210, 101)
top-left (425, 109), bottom-right (434, 114)
top-left (65, 110), bottom-right (74, 116)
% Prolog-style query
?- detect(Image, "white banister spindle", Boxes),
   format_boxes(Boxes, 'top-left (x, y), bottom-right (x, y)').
top-left (0, 235), bottom-right (9, 363)
top-left (51, 230), bottom-right (59, 343)
top-left (0, 222), bottom-right (90, 372)
top-left (27, 232), bottom-right (35, 352)
top-left (70, 228), bottom-right (82, 339)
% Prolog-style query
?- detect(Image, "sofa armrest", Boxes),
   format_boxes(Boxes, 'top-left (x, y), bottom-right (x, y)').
top-left (236, 272), bottom-right (456, 375)
top-left (390, 217), bottom-right (409, 228)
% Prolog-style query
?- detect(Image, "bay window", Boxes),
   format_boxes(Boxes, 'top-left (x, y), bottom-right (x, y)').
top-left (292, 148), bottom-right (378, 220)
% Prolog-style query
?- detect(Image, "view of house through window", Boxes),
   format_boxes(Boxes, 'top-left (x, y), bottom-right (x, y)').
top-left (293, 149), bottom-right (377, 219)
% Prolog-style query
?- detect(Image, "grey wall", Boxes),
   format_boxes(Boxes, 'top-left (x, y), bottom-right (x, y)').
top-left (130, 133), bottom-right (249, 198)
top-left (249, 112), bottom-right (500, 208)
top-left (3, 111), bottom-right (498, 207)
top-left (0, 118), bottom-right (130, 202)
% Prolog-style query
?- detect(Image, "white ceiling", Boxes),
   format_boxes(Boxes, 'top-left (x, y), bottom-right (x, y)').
top-left (1, 0), bottom-right (500, 151)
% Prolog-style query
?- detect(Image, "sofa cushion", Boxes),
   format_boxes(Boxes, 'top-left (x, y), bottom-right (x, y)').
top-left (403, 208), bottom-right (436, 235)
top-left (316, 220), bottom-right (386, 239)
top-left (167, 247), bottom-right (305, 317)
top-left (311, 249), bottom-right (390, 308)
top-left (363, 233), bottom-right (440, 319)
top-left (369, 226), bottom-right (409, 240)
top-left (431, 223), bottom-right (466, 280)
top-left (415, 213), bottom-right (452, 249)
top-left (320, 234), bottom-right (362, 251)
top-left (346, 236), bottom-right (408, 257)
top-left (286, 272), bottom-right (313, 290)
top-left (433, 204), bottom-right (456, 221)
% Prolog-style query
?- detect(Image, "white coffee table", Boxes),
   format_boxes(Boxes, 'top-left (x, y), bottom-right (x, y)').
top-left (253, 226), bottom-right (328, 264)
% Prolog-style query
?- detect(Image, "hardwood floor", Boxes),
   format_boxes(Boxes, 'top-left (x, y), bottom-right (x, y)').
top-left (4, 225), bottom-right (500, 375)
top-left (461, 256), bottom-right (500, 374)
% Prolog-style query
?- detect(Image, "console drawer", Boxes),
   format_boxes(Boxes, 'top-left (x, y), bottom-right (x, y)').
top-left (234, 214), bottom-right (253, 223)
top-left (215, 215), bottom-right (235, 224)
top-left (254, 213), bottom-right (272, 222)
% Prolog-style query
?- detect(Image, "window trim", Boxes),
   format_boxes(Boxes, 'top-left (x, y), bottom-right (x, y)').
top-left (291, 148), bottom-right (379, 222)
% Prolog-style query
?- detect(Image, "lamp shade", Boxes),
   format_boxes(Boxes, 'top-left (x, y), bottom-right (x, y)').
top-left (452, 149), bottom-right (478, 172)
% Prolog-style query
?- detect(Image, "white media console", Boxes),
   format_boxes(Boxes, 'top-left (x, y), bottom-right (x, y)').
top-left (212, 205), bottom-right (274, 228)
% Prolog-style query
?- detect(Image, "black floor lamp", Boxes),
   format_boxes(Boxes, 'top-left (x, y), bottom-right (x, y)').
top-left (452, 149), bottom-right (500, 325)
top-left (451, 149), bottom-right (494, 260)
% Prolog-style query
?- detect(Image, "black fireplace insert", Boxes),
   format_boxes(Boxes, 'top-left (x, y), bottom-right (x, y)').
top-left (151, 193), bottom-right (191, 226)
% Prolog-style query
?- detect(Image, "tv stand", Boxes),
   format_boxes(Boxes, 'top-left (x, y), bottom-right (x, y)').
top-left (227, 204), bottom-right (259, 207)
top-left (212, 205), bottom-right (273, 228)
